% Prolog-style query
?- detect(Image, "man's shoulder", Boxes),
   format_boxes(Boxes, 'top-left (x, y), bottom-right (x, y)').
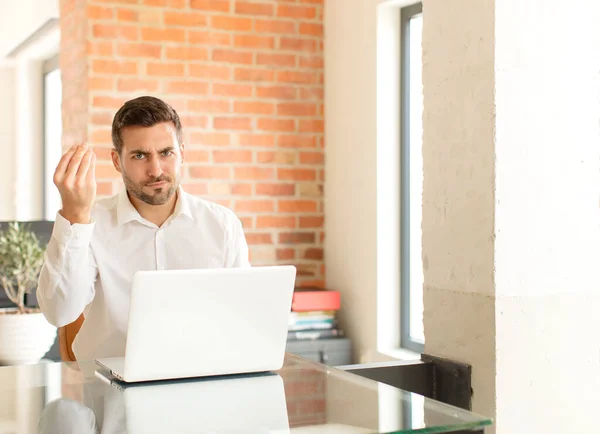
top-left (184, 192), bottom-right (240, 227)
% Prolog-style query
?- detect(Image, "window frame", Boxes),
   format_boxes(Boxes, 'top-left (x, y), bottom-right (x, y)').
top-left (42, 54), bottom-right (60, 221)
top-left (400, 2), bottom-right (424, 353)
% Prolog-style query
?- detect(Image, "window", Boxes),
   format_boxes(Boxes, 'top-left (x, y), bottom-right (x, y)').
top-left (400, 3), bottom-right (424, 352)
top-left (42, 55), bottom-right (62, 221)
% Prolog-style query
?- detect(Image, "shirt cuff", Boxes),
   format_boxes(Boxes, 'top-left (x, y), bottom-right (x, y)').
top-left (52, 212), bottom-right (96, 248)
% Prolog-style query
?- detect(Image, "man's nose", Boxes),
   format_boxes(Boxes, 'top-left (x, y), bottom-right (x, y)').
top-left (147, 155), bottom-right (163, 178)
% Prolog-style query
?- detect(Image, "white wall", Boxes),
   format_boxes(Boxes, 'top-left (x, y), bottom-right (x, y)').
top-left (324, 0), bottom-right (417, 364)
top-left (0, 0), bottom-right (59, 58)
top-left (0, 65), bottom-right (16, 220)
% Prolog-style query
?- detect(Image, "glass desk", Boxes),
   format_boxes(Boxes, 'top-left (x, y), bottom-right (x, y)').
top-left (0, 353), bottom-right (491, 433)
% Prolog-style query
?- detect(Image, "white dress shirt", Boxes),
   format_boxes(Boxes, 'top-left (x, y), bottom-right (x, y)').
top-left (37, 186), bottom-right (250, 362)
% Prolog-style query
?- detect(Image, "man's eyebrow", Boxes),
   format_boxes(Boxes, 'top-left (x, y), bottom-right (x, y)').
top-left (128, 147), bottom-right (175, 155)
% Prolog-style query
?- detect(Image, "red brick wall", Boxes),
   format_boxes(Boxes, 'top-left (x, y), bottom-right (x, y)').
top-left (59, 0), bottom-right (325, 287)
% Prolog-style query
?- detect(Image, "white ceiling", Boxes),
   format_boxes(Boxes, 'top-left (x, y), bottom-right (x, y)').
top-left (0, 0), bottom-right (59, 59)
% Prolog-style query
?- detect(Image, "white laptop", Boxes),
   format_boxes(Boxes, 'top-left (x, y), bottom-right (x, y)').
top-left (94, 370), bottom-right (291, 434)
top-left (95, 265), bottom-right (296, 383)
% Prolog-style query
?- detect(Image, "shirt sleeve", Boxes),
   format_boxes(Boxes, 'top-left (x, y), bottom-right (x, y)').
top-left (226, 214), bottom-right (251, 268)
top-left (36, 212), bottom-right (98, 327)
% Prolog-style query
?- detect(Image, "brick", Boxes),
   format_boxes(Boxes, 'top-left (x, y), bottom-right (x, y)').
top-left (239, 134), bottom-right (275, 147)
top-left (87, 5), bottom-right (114, 19)
top-left (256, 85), bottom-right (297, 100)
top-left (278, 135), bottom-right (317, 148)
top-left (257, 151), bottom-right (296, 164)
top-left (142, 0), bottom-right (186, 6)
top-left (299, 87), bottom-right (324, 100)
top-left (256, 183), bottom-right (295, 196)
top-left (141, 28), bottom-right (185, 42)
top-left (277, 248), bottom-right (295, 261)
top-left (208, 183), bottom-right (230, 195)
top-left (239, 216), bottom-right (253, 228)
top-left (92, 96), bottom-right (126, 109)
top-left (89, 77), bottom-right (114, 91)
top-left (278, 200), bottom-right (318, 213)
top-left (304, 248), bottom-right (323, 260)
top-left (256, 216), bottom-right (296, 229)
top-left (116, 8), bottom-right (136, 21)
top-left (213, 83), bottom-right (253, 97)
top-left (93, 24), bottom-right (139, 40)
top-left (278, 103), bottom-right (317, 117)
top-left (91, 112), bottom-right (114, 126)
top-left (164, 12), bottom-right (207, 27)
top-left (234, 167), bottom-right (274, 180)
top-left (257, 53), bottom-right (296, 67)
top-left (189, 31), bottom-right (231, 46)
top-left (87, 41), bottom-right (113, 56)
top-left (213, 117), bottom-right (252, 130)
top-left (96, 182), bottom-right (113, 196)
top-left (235, 1), bottom-right (274, 16)
top-left (166, 46), bottom-right (208, 61)
top-left (235, 200), bottom-right (275, 213)
top-left (277, 4), bottom-right (316, 19)
top-left (182, 183), bottom-right (209, 195)
top-left (234, 35), bottom-right (275, 49)
top-left (245, 233), bottom-right (274, 245)
top-left (166, 81), bottom-right (210, 94)
top-left (91, 129), bottom-right (112, 144)
top-left (180, 115), bottom-right (209, 127)
top-left (146, 63), bottom-right (185, 77)
top-left (190, 0), bottom-right (230, 12)
top-left (279, 232), bottom-right (315, 244)
top-left (299, 0), bottom-right (324, 3)
top-left (213, 150), bottom-right (253, 163)
top-left (234, 101), bottom-right (274, 115)
top-left (277, 71), bottom-right (318, 84)
top-left (117, 78), bottom-right (159, 92)
top-left (280, 37), bottom-right (317, 52)
top-left (299, 55), bottom-right (324, 69)
top-left (299, 183), bottom-right (322, 197)
top-left (189, 166), bottom-right (231, 179)
top-left (255, 19), bottom-right (297, 34)
top-left (95, 163), bottom-right (119, 178)
top-left (299, 119), bottom-right (324, 133)
top-left (185, 150), bottom-right (210, 162)
top-left (299, 216), bottom-right (324, 228)
top-left (189, 132), bottom-right (230, 146)
top-left (189, 64), bottom-right (231, 80)
top-left (234, 68), bottom-right (275, 82)
top-left (211, 16), bottom-right (252, 32)
top-left (138, 9), bottom-right (162, 24)
top-left (95, 0), bottom-right (138, 3)
top-left (299, 151), bottom-right (324, 164)
top-left (257, 118), bottom-right (295, 132)
top-left (212, 49), bottom-right (253, 65)
top-left (232, 184), bottom-right (252, 196)
top-left (188, 99), bottom-right (231, 113)
top-left (92, 60), bottom-right (138, 75)
top-left (300, 22), bottom-right (323, 37)
top-left (278, 168), bottom-right (316, 181)
top-left (117, 43), bottom-right (162, 58)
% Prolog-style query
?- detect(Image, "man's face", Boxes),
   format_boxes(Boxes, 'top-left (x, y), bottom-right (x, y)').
top-left (111, 122), bottom-right (184, 206)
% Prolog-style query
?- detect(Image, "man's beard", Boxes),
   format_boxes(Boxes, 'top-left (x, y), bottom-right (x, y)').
top-left (122, 172), bottom-right (179, 206)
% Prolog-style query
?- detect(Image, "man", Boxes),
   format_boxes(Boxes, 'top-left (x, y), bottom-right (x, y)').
top-left (37, 96), bottom-right (250, 362)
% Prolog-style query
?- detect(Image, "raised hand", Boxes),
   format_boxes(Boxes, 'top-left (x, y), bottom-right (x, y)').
top-left (53, 144), bottom-right (97, 224)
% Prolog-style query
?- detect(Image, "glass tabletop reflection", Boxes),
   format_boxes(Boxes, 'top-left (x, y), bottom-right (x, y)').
top-left (0, 354), bottom-right (491, 433)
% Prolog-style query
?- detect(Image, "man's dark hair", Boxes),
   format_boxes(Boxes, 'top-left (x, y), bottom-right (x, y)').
top-left (111, 96), bottom-right (183, 154)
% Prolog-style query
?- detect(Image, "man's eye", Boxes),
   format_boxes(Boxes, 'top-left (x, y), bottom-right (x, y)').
top-left (162, 150), bottom-right (173, 157)
top-left (133, 154), bottom-right (145, 160)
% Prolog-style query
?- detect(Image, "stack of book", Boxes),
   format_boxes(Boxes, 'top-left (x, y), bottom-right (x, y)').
top-left (287, 287), bottom-right (344, 341)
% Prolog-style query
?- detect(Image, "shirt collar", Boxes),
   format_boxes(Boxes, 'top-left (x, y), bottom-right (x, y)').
top-left (116, 185), bottom-right (192, 227)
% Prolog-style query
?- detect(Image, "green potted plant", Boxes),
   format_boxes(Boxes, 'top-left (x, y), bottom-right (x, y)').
top-left (0, 222), bottom-right (56, 365)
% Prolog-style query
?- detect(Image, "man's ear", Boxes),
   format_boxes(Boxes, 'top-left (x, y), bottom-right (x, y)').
top-left (179, 142), bottom-right (185, 163)
top-left (111, 149), bottom-right (122, 174)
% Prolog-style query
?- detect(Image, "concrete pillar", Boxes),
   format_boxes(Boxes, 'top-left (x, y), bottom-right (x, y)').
top-left (422, 0), bottom-right (600, 432)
